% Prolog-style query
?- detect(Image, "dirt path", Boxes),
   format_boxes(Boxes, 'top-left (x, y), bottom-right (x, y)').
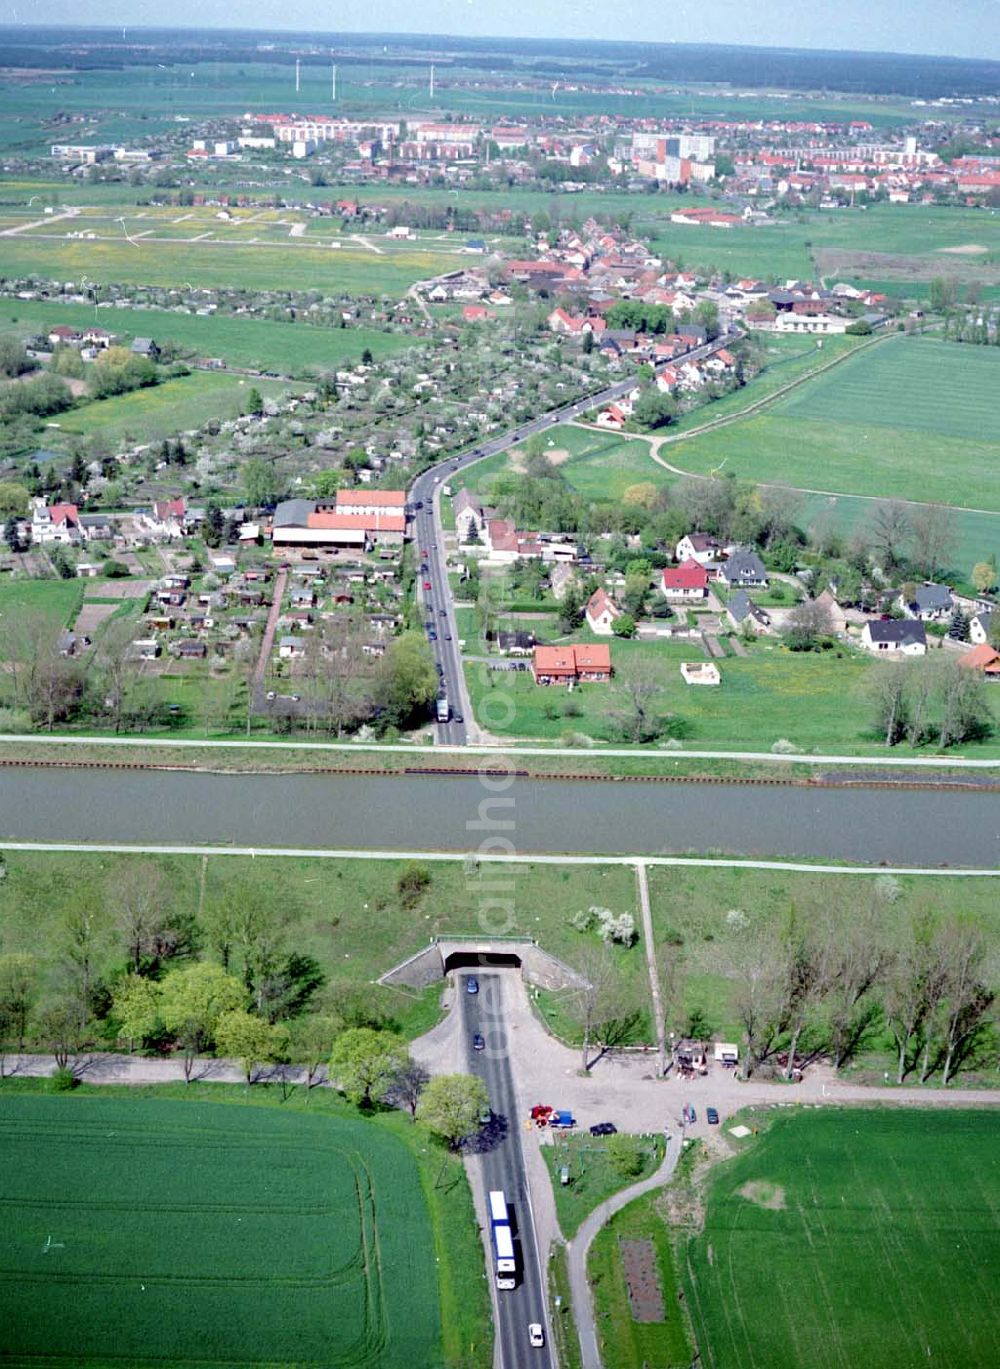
top-left (252, 565), bottom-right (287, 688)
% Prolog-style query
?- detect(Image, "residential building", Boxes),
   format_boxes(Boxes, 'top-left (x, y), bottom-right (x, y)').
top-left (970, 610), bottom-right (993, 645)
top-left (585, 587), bottom-right (622, 635)
top-left (860, 620), bottom-right (928, 656)
top-left (453, 489), bottom-right (487, 542)
top-left (900, 582), bottom-right (953, 621)
top-left (726, 590), bottom-right (773, 634)
top-left (532, 643), bottom-right (612, 685)
top-left (662, 562), bottom-right (709, 602)
top-left (272, 491), bottom-right (407, 551)
top-left (30, 499), bottom-right (81, 545)
top-left (958, 643), bottom-right (1000, 677)
top-left (676, 532), bottom-right (722, 565)
top-left (718, 550), bottom-right (769, 589)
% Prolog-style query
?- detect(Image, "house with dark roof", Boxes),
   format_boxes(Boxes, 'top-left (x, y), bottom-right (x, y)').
top-left (970, 609), bottom-right (994, 645)
top-left (726, 590), bottom-right (773, 635)
top-left (900, 582), bottom-right (953, 621)
top-left (719, 549), bottom-right (768, 589)
top-left (861, 619), bottom-right (927, 656)
top-left (676, 532), bottom-right (722, 566)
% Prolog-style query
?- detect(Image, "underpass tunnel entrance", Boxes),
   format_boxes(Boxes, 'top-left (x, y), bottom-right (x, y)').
top-left (443, 950), bottom-right (523, 973)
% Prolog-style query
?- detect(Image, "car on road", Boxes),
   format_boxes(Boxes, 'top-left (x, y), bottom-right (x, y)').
top-left (454, 712), bottom-right (463, 723)
top-left (420, 562), bottom-right (429, 574)
top-left (439, 607), bottom-right (447, 616)
top-left (466, 976), bottom-right (479, 994)
top-left (472, 1033), bottom-right (485, 1052)
top-left (428, 630), bottom-right (438, 641)
top-left (423, 580), bottom-right (432, 590)
top-left (590, 1122), bottom-right (617, 1136)
top-left (528, 1324), bottom-right (545, 1349)
top-left (444, 632), bottom-right (452, 641)
top-left (420, 547), bottom-right (428, 556)
top-left (415, 500), bottom-right (424, 509)
top-left (707, 1107), bottom-right (719, 1125)
top-left (435, 663), bottom-right (444, 675)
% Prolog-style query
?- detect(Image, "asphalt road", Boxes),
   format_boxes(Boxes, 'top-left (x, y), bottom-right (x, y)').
top-left (408, 331), bottom-right (739, 746)
top-left (460, 973), bottom-right (553, 1369)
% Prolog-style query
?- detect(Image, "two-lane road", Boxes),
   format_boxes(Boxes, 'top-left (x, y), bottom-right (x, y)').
top-left (460, 973), bottom-right (553, 1369)
top-left (408, 331), bottom-right (741, 744)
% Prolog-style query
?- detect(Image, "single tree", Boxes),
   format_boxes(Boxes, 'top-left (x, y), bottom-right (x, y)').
top-left (417, 1073), bottom-right (491, 1148)
top-left (111, 974), bottom-right (163, 1051)
top-left (158, 963), bottom-right (246, 1080)
top-left (0, 953), bottom-right (36, 1075)
top-left (215, 1008), bottom-right (289, 1084)
top-left (245, 387), bottom-right (264, 416)
top-left (328, 1027), bottom-right (409, 1107)
top-left (783, 597), bottom-right (833, 652)
top-left (106, 860), bottom-right (175, 973)
top-left (384, 1058), bottom-right (431, 1119)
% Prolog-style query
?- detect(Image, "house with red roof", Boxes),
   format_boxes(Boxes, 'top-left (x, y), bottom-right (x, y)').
top-left (585, 587), bottom-right (622, 635)
top-left (31, 498), bottom-right (81, 545)
top-left (532, 642), bottom-right (612, 685)
top-left (662, 561), bottom-right (709, 601)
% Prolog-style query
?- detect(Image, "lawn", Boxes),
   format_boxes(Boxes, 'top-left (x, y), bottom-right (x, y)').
top-left (542, 1131), bottom-right (665, 1238)
top-left (52, 371), bottom-right (292, 446)
top-left (0, 299), bottom-right (415, 376)
top-left (0, 1091), bottom-right (444, 1368)
top-left (644, 865), bottom-right (1000, 1044)
top-left (669, 335), bottom-right (1000, 515)
top-left (465, 637), bottom-right (882, 753)
top-left (0, 577), bottom-right (83, 628)
top-left (685, 1109), bottom-right (1000, 1369)
top-left (589, 1188), bottom-right (693, 1369)
top-left (0, 233), bottom-right (460, 297)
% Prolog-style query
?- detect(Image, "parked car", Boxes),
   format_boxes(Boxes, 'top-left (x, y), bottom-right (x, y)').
top-left (472, 1033), bottom-right (485, 1052)
top-left (686, 1105), bottom-right (697, 1124)
top-left (528, 1325), bottom-right (545, 1349)
top-left (466, 976), bottom-right (479, 994)
top-left (590, 1122), bottom-right (617, 1137)
top-left (707, 1107), bottom-right (719, 1125)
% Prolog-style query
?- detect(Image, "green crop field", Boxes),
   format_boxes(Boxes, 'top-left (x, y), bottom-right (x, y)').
top-left (0, 577), bottom-right (83, 628)
top-left (0, 1093), bottom-right (442, 1368)
top-left (0, 300), bottom-right (415, 376)
top-left (669, 334), bottom-right (1000, 530)
top-left (51, 371), bottom-right (292, 446)
top-left (685, 1109), bottom-right (1000, 1369)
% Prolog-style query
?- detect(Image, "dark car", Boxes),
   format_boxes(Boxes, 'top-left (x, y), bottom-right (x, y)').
top-left (439, 607), bottom-right (447, 616)
top-left (444, 632), bottom-right (452, 641)
top-left (472, 1033), bottom-right (485, 1052)
top-left (436, 662), bottom-right (444, 675)
top-left (590, 1122), bottom-right (617, 1137)
top-left (415, 500), bottom-right (424, 509)
top-left (453, 712), bottom-right (463, 723)
top-left (466, 976), bottom-right (479, 994)
top-left (428, 630), bottom-right (438, 641)
top-left (706, 1107), bottom-right (719, 1125)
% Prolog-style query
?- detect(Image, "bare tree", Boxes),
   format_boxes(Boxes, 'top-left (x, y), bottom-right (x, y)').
top-left (938, 660), bottom-right (992, 749)
top-left (866, 500), bottom-right (911, 574)
top-left (95, 618), bottom-right (142, 734)
top-left (567, 944), bottom-right (643, 1072)
top-left (816, 903), bottom-right (892, 1069)
top-left (934, 919), bottom-right (995, 1085)
top-left (725, 919), bottom-right (788, 1079)
top-left (0, 953), bottom-right (37, 1076)
top-left (884, 911), bottom-right (948, 1083)
top-left (105, 861), bottom-right (177, 974)
top-left (605, 661), bottom-right (666, 743)
top-left (384, 1058), bottom-right (431, 1119)
top-left (868, 661), bottom-right (911, 747)
top-left (911, 504), bottom-right (956, 582)
top-left (782, 597), bottom-right (833, 652)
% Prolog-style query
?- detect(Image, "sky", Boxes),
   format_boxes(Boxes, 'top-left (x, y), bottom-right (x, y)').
top-left (9, 0), bottom-right (1000, 62)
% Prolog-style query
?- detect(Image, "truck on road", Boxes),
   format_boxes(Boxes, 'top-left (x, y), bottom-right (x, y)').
top-left (436, 695), bottom-right (450, 723)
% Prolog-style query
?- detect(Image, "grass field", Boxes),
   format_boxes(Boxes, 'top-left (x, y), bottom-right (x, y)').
top-left (0, 232), bottom-right (460, 297)
top-left (50, 371), bottom-right (292, 446)
top-left (0, 577), bottom-right (83, 627)
top-left (589, 1188), bottom-right (693, 1369)
top-left (0, 299), bottom-right (415, 376)
top-left (685, 1109), bottom-right (1000, 1369)
top-left (466, 637), bottom-right (884, 753)
top-left (0, 1091), bottom-right (444, 1367)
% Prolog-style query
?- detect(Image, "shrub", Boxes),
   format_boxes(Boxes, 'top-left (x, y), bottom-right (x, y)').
top-left (50, 1066), bottom-right (79, 1092)
top-left (397, 861), bottom-right (431, 907)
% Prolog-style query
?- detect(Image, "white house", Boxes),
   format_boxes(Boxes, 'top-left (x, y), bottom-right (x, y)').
top-left (278, 636), bottom-right (306, 660)
top-left (453, 489), bottom-right (486, 543)
top-left (676, 532), bottom-right (722, 566)
top-left (860, 620), bottom-right (927, 656)
top-left (585, 587), bottom-right (622, 635)
top-left (30, 499), bottom-right (82, 546)
top-left (970, 610), bottom-right (993, 645)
